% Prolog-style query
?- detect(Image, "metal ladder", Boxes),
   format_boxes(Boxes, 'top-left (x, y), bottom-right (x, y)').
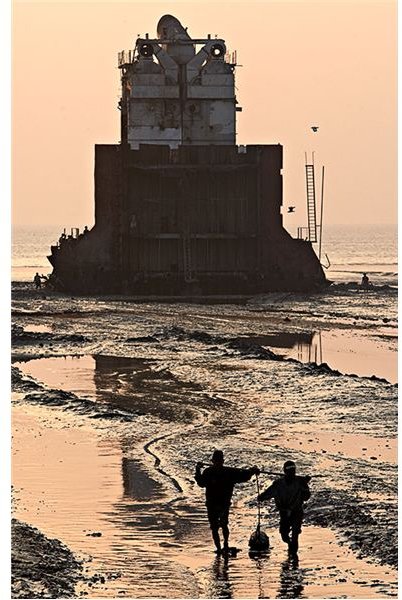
top-left (305, 164), bottom-right (318, 243)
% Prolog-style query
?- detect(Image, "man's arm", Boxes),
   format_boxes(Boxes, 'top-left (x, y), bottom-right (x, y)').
top-left (301, 477), bottom-right (311, 502)
top-left (231, 466), bottom-right (260, 484)
top-left (258, 481), bottom-right (277, 502)
top-left (194, 462), bottom-right (207, 487)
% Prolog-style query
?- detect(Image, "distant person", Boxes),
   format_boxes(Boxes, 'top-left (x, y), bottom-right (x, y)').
top-left (258, 461), bottom-right (311, 556)
top-left (33, 272), bottom-right (42, 289)
top-left (195, 450), bottom-right (259, 555)
top-left (361, 273), bottom-right (370, 291)
top-left (79, 226), bottom-right (89, 239)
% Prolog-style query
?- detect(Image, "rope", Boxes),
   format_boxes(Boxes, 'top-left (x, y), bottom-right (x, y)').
top-left (256, 473), bottom-right (261, 530)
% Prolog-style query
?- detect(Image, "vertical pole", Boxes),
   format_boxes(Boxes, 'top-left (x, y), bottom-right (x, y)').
top-left (319, 166), bottom-right (325, 261)
top-left (319, 331), bottom-right (322, 364)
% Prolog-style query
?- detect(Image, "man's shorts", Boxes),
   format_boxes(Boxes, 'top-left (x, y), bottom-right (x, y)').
top-left (207, 504), bottom-right (230, 530)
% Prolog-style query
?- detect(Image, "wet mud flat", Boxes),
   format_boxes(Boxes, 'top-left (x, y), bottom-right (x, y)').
top-left (11, 518), bottom-right (84, 598)
top-left (11, 283), bottom-right (398, 598)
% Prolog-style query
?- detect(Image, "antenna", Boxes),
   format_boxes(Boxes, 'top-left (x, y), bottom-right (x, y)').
top-left (319, 166), bottom-right (325, 261)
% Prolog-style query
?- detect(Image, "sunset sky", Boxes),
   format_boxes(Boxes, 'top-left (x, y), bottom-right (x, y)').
top-left (12, 0), bottom-right (396, 231)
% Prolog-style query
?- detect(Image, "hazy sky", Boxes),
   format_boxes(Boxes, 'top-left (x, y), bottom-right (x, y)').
top-left (12, 0), bottom-right (396, 231)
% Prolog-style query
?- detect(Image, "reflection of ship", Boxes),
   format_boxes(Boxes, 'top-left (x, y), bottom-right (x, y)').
top-left (243, 333), bottom-right (314, 349)
top-left (122, 457), bottom-right (164, 501)
top-left (296, 332), bottom-right (322, 364)
top-left (48, 14), bottom-right (327, 296)
top-left (250, 332), bottom-right (322, 363)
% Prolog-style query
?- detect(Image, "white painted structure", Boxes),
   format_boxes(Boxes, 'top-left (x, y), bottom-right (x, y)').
top-left (118, 15), bottom-right (238, 149)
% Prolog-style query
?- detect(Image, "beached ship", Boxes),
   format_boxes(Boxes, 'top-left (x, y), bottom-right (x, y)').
top-left (48, 15), bottom-right (327, 296)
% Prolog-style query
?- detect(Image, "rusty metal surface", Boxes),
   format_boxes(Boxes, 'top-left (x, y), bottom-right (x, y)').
top-left (49, 143), bottom-right (326, 295)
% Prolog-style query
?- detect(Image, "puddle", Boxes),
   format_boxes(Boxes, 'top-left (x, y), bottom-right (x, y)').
top-left (23, 324), bottom-right (53, 334)
top-left (12, 404), bottom-right (397, 598)
top-left (236, 333), bottom-right (315, 350)
top-left (15, 354), bottom-right (198, 423)
top-left (122, 458), bottom-right (165, 501)
top-left (269, 429), bottom-right (397, 464)
top-left (16, 355), bottom-right (98, 399)
top-left (247, 331), bottom-right (397, 383)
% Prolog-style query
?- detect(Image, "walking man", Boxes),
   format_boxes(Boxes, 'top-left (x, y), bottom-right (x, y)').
top-left (258, 460), bottom-right (311, 556)
top-left (195, 450), bottom-right (259, 555)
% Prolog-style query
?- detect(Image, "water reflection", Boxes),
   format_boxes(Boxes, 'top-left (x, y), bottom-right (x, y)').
top-left (259, 329), bottom-right (397, 382)
top-left (296, 332), bottom-right (322, 364)
top-left (239, 332), bottom-right (321, 364)
top-left (210, 555), bottom-right (233, 599)
top-left (92, 354), bottom-right (198, 421)
top-left (240, 333), bottom-right (314, 351)
top-left (277, 558), bottom-right (305, 599)
top-left (121, 457), bottom-right (164, 501)
top-left (249, 554), bottom-right (270, 600)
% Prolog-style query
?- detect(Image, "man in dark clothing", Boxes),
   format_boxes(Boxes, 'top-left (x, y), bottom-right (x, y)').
top-left (258, 460), bottom-right (310, 556)
top-left (195, 450), bottom-right (259, 555)
top-left (33, 273), bottom-right (42, 289)
top-left (361, 273), bottom-right (370, 291)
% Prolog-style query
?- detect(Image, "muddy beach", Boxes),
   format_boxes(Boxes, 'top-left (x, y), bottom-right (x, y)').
top-left (11, 282), bottom-right (397, 598)
top-left (11, 519), bottom-right (84, 598)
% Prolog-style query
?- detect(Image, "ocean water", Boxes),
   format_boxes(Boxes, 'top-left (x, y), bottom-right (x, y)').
top-left (322, 224), bottom-right (397, 287)
top-left (12, 225), bottom-right (62, 282)
top-left (12, 223), bottom-right (397, 286)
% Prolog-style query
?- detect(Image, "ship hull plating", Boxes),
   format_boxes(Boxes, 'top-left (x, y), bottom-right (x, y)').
top-left (48, 144), bottom-right (327, 295)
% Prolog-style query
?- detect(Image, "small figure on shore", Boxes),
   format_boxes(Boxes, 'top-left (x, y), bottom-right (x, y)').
top-left (33, 272), bottom-right (42, 289)
top-left (195, 450), bottom-right (259, 556)
top-left (258, 461), bottom-right (310, 557)
top-left (361, 273), bottom-right (370, 291)
top-left (79, 226), bottom-right (89, 238)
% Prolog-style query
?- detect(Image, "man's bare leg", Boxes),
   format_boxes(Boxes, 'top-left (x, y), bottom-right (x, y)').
top-left (222, 524), bottom-right (230, 553)
top-left (212, 528), bottom-right (222, 554)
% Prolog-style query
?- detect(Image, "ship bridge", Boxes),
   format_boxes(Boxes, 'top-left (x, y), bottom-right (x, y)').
top-left (118, 14), bottom-right (239, 149)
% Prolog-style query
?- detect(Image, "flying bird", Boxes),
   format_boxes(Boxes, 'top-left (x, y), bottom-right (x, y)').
top-left (311, 126), bottom-right (319, 132)
top-left (287, 206), bottom-right (296, 213)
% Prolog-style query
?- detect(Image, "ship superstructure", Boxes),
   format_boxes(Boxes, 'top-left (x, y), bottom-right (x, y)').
top-left (119, 14), bottom-right (238, 148)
